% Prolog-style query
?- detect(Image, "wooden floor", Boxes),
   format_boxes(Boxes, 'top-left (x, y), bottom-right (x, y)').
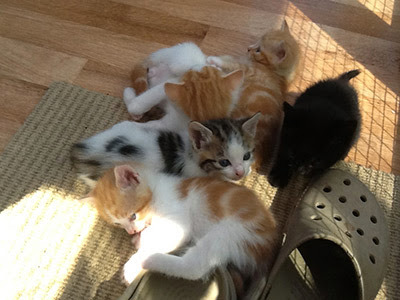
top-left (0, 0), bottom-right (399, 175)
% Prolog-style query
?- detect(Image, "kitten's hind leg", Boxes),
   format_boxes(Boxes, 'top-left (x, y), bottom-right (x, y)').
top-left (123, 87), bottom-right (142, 121)
top-left (143, 222), bottom-right (254, 281)
top-left (123, 220), bottom-right (189, 284)
top-left (125, 83), bottom-right (168, 117)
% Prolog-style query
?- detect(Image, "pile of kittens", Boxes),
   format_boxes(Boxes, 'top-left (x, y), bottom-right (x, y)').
top-left (71, 20), bottom-right (361, 298)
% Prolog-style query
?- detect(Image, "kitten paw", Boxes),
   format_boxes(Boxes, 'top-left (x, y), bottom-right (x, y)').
top-left (123, 87), bottom-right (136, 105)
top-left (147, 67), bottom-right (157, 78)
top-left (122, 256), bottom-right (144, 285)
top-left (207, 56), bottom-right (223, 68)
top-left (142, 253), bottom-right (164, 271)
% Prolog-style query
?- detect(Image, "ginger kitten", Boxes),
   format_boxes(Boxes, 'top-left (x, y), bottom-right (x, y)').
top-left (205, 20), bottom-right (301, 174)
top-left (89, 163), bottom-right (277, 297)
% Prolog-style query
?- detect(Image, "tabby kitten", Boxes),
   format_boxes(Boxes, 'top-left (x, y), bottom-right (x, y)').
top-left (205, 20), bottom-right (301, 174)
top-left (71, 113), bottom-right (260, 186)
top-left (89, 163), bottom-right (277, 293)
top-left (268, 70), bottom-right (361, 188)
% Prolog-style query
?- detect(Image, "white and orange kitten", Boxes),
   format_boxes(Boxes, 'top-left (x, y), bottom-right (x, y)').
top-left (89, 164), bottom-right (277, 294)
top-left (123, 42), bottom-right (207, 123)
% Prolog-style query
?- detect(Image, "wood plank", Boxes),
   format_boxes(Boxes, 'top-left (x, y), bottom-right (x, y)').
top-left (201, 27), bottom-right (256, 56)
top-left (73, 61), bottom-right (131, 98)
top-left (1, 0), bottom-right (209, 46)
top-left (115, 0), bottom-right (278, 37)
top-left (226, 0), bottom-right (400, 43)
top-left (0, 5), bottom-right (164, 70)
top-left (0, 77), bottom-right (47, 152)
top-left (0, 37), bottom-right (87, 86)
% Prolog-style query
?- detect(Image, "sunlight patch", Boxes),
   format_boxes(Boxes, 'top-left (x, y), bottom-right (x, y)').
top-left (358, 0), bottom-right (394, 25)
top-left (284, 2), bottom-right (399, 174)
top-left (0, 185), bottom-right (97, 299)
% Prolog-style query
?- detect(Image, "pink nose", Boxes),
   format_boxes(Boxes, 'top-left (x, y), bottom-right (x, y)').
top-left (235, 169), bottom-right (244, 178)
top-left (126, 227), bottom-right (137, 235)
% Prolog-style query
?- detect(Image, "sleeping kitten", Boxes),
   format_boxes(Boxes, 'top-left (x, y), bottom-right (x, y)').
top-left (71, 113), bottom-right (260, 186)
top-left (123, 42), bottom-right (209, 121)
top-left (268, 70), bottom-right (361, 188)
top-left (90, 163), bottom-right (277, 294)
top-left (206, 20), bottom-right (301, 174)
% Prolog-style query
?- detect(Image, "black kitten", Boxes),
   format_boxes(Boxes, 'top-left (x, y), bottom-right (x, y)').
top-left (268, 70), bottom-right (361, 188)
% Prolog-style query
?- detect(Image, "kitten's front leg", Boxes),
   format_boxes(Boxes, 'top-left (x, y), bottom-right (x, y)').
top-left (207, 55), bottom-right (239, 73)
top-left (124, 83), bottom-right (167, 119)
top-left (123, 87), bottom-right (142, 121)
top-left (122, 219), bottom-right (188, 284)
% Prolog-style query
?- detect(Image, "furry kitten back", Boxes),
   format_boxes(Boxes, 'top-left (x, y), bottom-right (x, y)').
top-left (89, 164), bottom-right (277, 294)
top-left (71, 114), bottom-right (260, 185)
top-left (268, 70), bottom-right (361, 188)
top-left (165, 66), bottom-right (244, 121)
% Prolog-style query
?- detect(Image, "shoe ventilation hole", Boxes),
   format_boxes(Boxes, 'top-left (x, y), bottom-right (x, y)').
top-left (369, 255), bottom-right (376, 264)
top-left (372, 237), bottom-right (380, 245)
top-left (339, 196), bottom-right (347, 203)
top-left (334, 215), bottom-right (342, 221)
top-left (352, 210), bottom-right (360, 217)
top-left (311, 215), bottom-right (322, 221)
top-left (323, 186), bottom-right (332, 193)
top-left (345, 231), bottom-right (352, 238)
top-left (343, 179), bottom-right (351, 186)
top-left (316, 203), bottom-right (325, 209)
top-left (370, 216), bottom-right (377, 224)
top-left (357, 228), bottom-right (364, 236)
top-left (360, 195), bottom-right (367, 202)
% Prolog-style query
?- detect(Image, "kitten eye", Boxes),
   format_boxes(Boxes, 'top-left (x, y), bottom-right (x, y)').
top-left (256, 47), bottom-right (261, 53)
top-left (218, 159), bottom-right (231, 167)
top-left (114, 222), bottom-right (121, 226)
top-left (243, 152), bottom-right (251, 161)
top-left (130, 213), bottom-right (136, 221)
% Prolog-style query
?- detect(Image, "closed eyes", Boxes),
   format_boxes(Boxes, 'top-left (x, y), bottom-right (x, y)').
top-left (218, 159), bottom-right (231, 167)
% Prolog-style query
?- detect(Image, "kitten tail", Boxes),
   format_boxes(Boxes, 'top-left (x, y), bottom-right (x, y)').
top-left (338, 69), bottom-right (360, 81)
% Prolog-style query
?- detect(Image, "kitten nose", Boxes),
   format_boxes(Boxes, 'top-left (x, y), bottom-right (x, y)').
top-left (235, 168), bottom-right (244, 178)
top-left (126, 227), bottom-right (137, 235)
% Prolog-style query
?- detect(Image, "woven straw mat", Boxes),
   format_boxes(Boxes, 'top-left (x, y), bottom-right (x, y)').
top-left (0, 82), bottom-right (398, 299)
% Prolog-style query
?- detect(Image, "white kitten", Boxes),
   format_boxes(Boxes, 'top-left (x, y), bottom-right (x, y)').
top-left (123, 42), bottom-right (207, 123)
top-left (90, 164), bottom-right (277, 291)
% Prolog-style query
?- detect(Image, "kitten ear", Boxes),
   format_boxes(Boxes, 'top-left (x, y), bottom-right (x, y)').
top-left (222, 69), bottom-right (244, 91)
top-left (281, 19), bottom-right (289, 32)
top-left (189, 122), bottom-right (213, 150)
top-left (272, 41), bottom-right (287, 64)
top-left (114, 165), bottom-right (140, 190)
top-left (164, 82), bottom-right (185, 102)
top-left (242, 112), bottom-right (261, 137)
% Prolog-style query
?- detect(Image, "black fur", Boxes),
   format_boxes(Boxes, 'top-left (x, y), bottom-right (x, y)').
top-left (157, 131), bottom-right (185, 175)
top-left (105, 136), bottom-right (127, 152)
top-left (268, 70), bottom-right (361, 188)
top-left (119, 144), bottom-right (141, 156)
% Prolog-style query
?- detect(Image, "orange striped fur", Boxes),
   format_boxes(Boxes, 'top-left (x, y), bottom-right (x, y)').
top-left (211, 21), bottom-right (301, 173)
top-left (90, 165), bottom-right (152, 229)
top-left (165, 66), bottom-right (243, 121)
top-left (178, 176), bottom-right (277, 264)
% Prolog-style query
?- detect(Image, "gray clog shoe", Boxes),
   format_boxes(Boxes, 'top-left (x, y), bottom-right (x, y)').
top-left (259, 169), bottom-right (389, 300)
